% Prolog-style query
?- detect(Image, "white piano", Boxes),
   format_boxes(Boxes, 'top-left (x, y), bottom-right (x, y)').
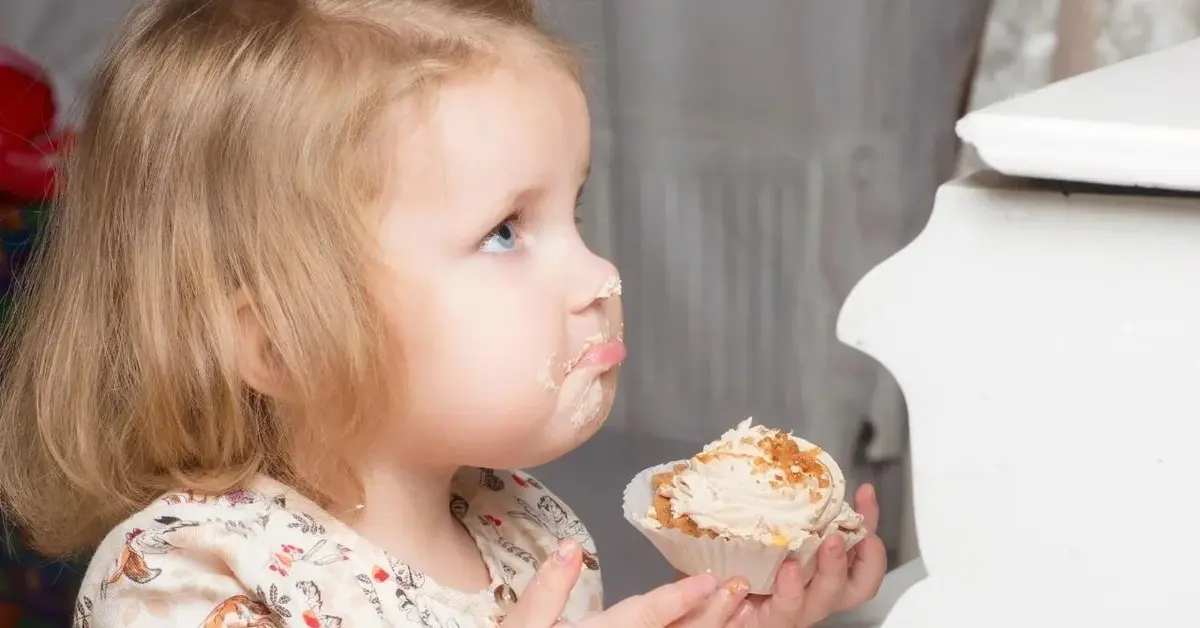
top-left (830, 37), bottom-right (1200, 628)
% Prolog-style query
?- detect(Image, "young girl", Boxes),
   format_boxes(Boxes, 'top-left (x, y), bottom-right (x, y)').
top-left (0, 0), bottom-right (887, 626)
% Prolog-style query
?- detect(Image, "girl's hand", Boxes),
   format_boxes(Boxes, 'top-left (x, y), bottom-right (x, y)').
top-left (504, 538), bottom-right (748, 627)
top-left (727, 484), bottom-right (888, 628)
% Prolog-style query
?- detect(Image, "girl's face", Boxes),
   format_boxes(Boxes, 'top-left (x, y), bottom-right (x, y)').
top-left (373, 58), bottom-right (623, 471)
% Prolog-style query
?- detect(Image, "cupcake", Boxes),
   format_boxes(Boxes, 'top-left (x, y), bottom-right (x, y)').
top-left (623, 418), bottom-right (866, 594)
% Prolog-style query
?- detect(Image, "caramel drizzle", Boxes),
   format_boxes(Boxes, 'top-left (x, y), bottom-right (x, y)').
top-left (650, 429), bottom-right (834, 541)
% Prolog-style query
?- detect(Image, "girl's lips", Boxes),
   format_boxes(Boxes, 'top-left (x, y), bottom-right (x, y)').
top-left (571, 339), bottom-right (627, 371)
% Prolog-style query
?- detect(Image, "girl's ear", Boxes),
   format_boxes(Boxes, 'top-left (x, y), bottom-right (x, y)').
top-left (232, 289), bottom-right (287, 398)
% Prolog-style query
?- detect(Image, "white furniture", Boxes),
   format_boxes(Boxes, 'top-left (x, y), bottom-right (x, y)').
top-left (821, 559), bottom-right (926, 628)
top-left (836, 39), bottom-right (1200, 627)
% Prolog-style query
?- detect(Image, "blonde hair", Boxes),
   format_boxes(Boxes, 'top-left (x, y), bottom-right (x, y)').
top-left (0, 0), bottom-right (577, 558)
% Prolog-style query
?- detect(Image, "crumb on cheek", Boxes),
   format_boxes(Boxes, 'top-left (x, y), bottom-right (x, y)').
top-left (568, 381), bottom-right (605, 429)
top-left (536, 354), bottom-right (560, 391)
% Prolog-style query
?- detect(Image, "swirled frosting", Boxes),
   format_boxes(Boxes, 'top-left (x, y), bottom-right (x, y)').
top-left (647, 418), bottom-right (863, 550)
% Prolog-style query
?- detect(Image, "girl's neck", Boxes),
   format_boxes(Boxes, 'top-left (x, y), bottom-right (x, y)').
top-left (351, 462), bottom-right (492, 591)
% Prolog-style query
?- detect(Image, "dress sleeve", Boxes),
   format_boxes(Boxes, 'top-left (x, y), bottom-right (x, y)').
top-left (504, 470), bottom-right (606, 615)
top-left (75, 516), bottom-right (283, 627)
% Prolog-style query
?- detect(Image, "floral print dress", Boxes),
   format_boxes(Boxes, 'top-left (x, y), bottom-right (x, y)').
top-left (72, 469), bottom-right (604, 627)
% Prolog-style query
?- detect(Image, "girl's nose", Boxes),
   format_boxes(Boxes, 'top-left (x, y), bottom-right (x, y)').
top-left (567, 249), bottom-right (620, 314)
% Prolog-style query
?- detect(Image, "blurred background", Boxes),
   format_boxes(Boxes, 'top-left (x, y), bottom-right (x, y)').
top-left (2, 1), bottom-right (1198, 626)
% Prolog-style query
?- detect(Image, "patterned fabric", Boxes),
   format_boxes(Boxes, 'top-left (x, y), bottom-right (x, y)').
top-left (73, 469), bottom-right (603, 627)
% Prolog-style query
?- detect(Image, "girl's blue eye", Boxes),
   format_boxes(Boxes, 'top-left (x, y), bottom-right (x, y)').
top-left (480, 218), bottom-right (520, 253)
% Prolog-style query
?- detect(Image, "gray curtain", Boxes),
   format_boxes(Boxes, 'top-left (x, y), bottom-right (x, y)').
top-left (538, 0), bottom-right (992, 599)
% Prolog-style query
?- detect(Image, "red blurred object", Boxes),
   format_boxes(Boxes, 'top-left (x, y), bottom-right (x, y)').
top-left (0, 128), bottom-right (71, 202)
top-left (0, 44), bottom-right (68, 203)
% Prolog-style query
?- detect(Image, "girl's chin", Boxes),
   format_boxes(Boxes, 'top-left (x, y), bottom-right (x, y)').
top-left (555, 371), bottom-right (619, 428)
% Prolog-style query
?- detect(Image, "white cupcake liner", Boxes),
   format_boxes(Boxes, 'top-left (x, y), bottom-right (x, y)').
top-left (622, 461), bottom-right (865, 595)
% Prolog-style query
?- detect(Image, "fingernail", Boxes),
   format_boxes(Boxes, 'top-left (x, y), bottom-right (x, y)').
top-left (826, 538), bottom-right (844, 556)
top-left (865, 484), bottom-right (876, 501)
top-left (554, 538), bottom-right (578, 563)
top-left (723, 577), bottom-right (749, 597)
top-left (790, 561), bottom-right (809, 580)
top-left (735, 601), bottom-right (754, 620)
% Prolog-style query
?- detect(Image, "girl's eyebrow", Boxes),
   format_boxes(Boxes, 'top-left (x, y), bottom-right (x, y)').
top-left (479, 186), bottom-right (542, 230)
top-left (476, 159), bottom-right (590, 233)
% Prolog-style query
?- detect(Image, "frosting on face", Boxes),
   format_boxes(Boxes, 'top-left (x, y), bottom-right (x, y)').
top-left (568, 380), bottom-right (605, 429)
top-left (595, 275), bottom-right (622, 299)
